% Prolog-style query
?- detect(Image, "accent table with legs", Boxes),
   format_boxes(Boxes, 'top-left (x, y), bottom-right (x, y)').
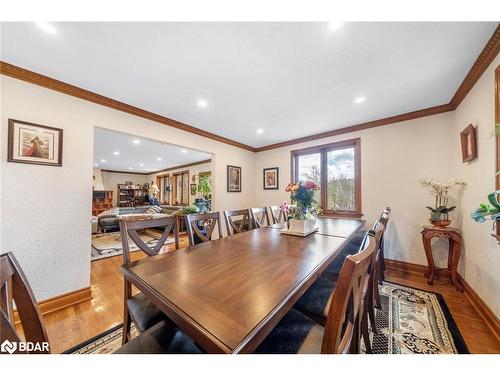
top-left (421, 225), bottom-right (463, 292)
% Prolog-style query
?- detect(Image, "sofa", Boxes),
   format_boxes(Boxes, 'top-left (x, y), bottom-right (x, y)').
top-left (97, 205), bottom-right (182, 232)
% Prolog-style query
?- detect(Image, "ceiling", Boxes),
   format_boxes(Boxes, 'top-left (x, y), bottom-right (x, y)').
top-left (1, 22), bottom-right (497, 148)
top-left (93, 127), bottom-right (211, 172)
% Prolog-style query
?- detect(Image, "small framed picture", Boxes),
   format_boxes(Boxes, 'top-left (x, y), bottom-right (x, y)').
top-left (8, 119), bottom-right (63, 167)
top-left (190, 183), bottom-right (196, 195)
top-left (263, 167), bottom-right (279, 190)
top-left (460, 124), bottom-right (477, 162)
top-left (227, 165), bottom-right (241, 192)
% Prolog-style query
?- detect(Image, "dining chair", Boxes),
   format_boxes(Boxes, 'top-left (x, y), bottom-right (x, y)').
top-left (185, 212), bottom-right (223, 246)
top-left (0, 252), bottom-right (201, 354)
top-left (269, 205), bottom-right (287, 224)
top-left (255, 231), bottom-right (377, 354)
top-left (1, 252), bottom-right (50, 353)
top-left (250, 207), bottom-right (271, 228)
top-left (119, 215), bottom-right (179, 344)
top-left (223, 209), bottom-right (253, 236)
top-left (376, 207), bottom-right (391, 282)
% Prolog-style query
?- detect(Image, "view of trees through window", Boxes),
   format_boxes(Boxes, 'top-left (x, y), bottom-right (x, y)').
top-left (294, 141), bottom-right (358, 214)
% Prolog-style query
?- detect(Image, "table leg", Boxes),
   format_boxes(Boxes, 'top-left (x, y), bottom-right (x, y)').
top-left (422, 234), bottom-right (434, 284)
top-left (450, 240), bottom-right (463, 292)
top-left (447, 238), bottom-right (453, 270)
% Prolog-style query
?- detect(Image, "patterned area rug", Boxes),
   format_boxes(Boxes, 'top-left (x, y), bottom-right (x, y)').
top-left (365, 282), bottom-right (468, 354)
top-left (91, 230), bottom-right (174, 261)
top-left (65, 282), bottom-right (467, 354)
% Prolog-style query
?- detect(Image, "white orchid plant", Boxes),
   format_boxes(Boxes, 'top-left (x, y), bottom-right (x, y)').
top-left (420, 179), bottom-right (466, 221)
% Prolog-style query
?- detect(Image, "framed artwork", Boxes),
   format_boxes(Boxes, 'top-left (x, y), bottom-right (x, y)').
top-left (190, 183), bottom-right (196, 195)
top-left (227, 165), bottom-right (241, 192)
top-left (8, 119), bottom-right (63, 167)
top-left (263, 167), bottom-right (279, 190)
top-left (460, 124), bottom-right (477, 162)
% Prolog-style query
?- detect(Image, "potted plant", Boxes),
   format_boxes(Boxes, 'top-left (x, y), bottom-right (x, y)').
top-left (194, 175), bottom-right (212, 213)
top-left (420, 179), bottom-right (465, 227)
top-left (284, 181), bottom-right (322, 235)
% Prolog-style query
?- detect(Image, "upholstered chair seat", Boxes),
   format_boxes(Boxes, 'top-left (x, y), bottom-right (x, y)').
top-left (255, 309), bottom-right (324, 354)
top-left (126, 293), bottom-right (167, 332)
top-left (115, 320), bottom-right (203, 354)
top-left (294, 277), bottom-right (336, 325)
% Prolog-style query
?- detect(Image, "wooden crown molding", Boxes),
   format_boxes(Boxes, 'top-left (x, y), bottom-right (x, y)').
top-left (14, 287), bottom-right (92, 325)
top-left (385, 259), bottom-right (500, 341)
top-left (1, 25), bottom-right (498, 153)
top-left (99, 158), bottom-right (211, 176)
top-left (0, 61), bottom-right (256, 152)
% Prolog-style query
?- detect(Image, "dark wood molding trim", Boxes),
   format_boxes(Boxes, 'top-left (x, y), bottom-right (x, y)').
top-left (385, 259), bottom-right (500, 341)
top-left (0, 61), bottom-right (256, 152)
top-left (450, 24), bottom-right (500, 108)
top-left (99, 158), bottom-right (211, 176)
top-left (14, 287), bottom-right (92, 325)
top-left (1, 25), bottom-right (498, 153)
top-left (256, 104), bottom-right (455, 152)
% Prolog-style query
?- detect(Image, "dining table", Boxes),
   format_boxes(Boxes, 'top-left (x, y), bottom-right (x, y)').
top-left (120, 217), bottom-right (364, 353)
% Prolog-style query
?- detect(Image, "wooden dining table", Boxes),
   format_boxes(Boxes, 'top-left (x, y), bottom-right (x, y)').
top-left (120, 217), bottom-right (364, 353)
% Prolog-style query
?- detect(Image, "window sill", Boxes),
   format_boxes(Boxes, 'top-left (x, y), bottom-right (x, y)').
top-left (319, 212), bottom-right (364, 219)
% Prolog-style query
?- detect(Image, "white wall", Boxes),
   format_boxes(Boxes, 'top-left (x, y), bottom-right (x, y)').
top-left (0, 75), bottom-right (255, 301)
top-left (451, 55), bottom-right (500, 316)
top-left (253, 113), bottom-right (457, 268)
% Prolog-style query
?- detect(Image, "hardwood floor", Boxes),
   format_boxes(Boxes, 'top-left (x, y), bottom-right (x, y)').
top-left (34, 236), bottom-right (499, 354)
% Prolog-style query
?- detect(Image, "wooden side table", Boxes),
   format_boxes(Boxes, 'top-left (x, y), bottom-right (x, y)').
top-left (421, 226), bottom-right (463, 292)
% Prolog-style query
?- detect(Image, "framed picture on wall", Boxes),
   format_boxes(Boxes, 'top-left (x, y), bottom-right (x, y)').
top-left (460, 124), bottom-right (477, 162)
top-left (190, 183), bottom-right (196, 195)
top-left (7, 119), bottom-right (63, 167)
top-left (227, 165), bottom-right (241, 192)
top-left (263, 167), bottom-right (279, 190)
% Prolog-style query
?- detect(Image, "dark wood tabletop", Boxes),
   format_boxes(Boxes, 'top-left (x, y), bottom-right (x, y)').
top-left (121, 218), bottom-right (364, 353)
top-left (267, 217), bottom-right (364, 238)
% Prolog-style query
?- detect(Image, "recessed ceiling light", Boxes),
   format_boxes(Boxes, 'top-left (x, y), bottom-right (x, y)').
top-left (100, 159), bottom-right (106, 163)
top-left (197, 99), bottom-right (208, 108)
top-left (35, 22), bottom-right (58, 35)
top-left (132, 139), bottom-right (140, 144)
top-left (139, 163), bottom-right (144, 167)
top-left (93, 163), bottom-right (99, 167)
top-left (113, 151), bottom-right (120, 155)
top-left (129, 167), bottom-right (134, 170)
top-left (354, 96), bottom-right (366, 104)
top-left (257, 128), bottom-right (264, 134)
top-left (156, 157), bottom-right (162, 161)
top-left (328, 22), bottom-right (343, 31)
top-left (181, 149), bottom-right (188, 154)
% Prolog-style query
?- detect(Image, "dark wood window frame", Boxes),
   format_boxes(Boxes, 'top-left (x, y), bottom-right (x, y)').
top-left (291, 138), bottom-right (362, 218)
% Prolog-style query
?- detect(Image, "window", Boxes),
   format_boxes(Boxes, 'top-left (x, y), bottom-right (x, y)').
top-left (291, 138), bottom-right (361, 217)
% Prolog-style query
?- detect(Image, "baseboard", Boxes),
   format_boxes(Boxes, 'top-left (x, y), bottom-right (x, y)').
top-left (14, 286), bottom-right (92, 325)
top-left (385, 258), bottom-right (500, 341)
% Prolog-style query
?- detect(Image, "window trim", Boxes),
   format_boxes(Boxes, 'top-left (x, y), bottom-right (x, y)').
top-left (290, 138), bottom-right (362, 218)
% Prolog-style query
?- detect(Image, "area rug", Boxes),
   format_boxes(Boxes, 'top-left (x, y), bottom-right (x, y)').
top-left (364, 282), bottom-right (468, 354)
top-left (65, 282), bottom-right (468, 354)
top-left (91, 230), bottom-right (174, 261)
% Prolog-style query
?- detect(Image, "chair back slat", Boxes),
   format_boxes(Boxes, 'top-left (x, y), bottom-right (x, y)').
top-left (250, 207), bottom-right (270, 228)
top-left (0, 252), bottom-right (50, 353)
top-left (269, 206), bottom-right (287, 224)
top-left (186, 212), bottom-right (223, 246)
top-left (223, 209), bottom-right (252, 236)
top-left (119, 216), bottom-right (178, 264)
top-left (321, 232), bottom-right (377, 354)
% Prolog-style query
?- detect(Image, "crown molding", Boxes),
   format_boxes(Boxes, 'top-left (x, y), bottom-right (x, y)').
top-left (99, 158), bottom-right (212, 176)
top-left (0, 61), bottom-right (256, 153)
top-left (1, 25), bottom-right (498, 153)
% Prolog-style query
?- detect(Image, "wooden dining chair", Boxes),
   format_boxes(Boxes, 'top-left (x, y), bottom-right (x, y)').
top-left (256, 231), bottom-right (377, 354)
top-left (223, 209), bottom-right (253, 236)
top-left (269, 205), bottom-right (287, 224)
top-left (185, 212), bottom-right (223, 246)
top-left (1, 252), bottom-right (50, 353)
top-left (250, 207), bottom-right (271, 228)
top-left (119, 215), bottom-right (179, 344)
top-left (376, 207), bottom-right (391, 282)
